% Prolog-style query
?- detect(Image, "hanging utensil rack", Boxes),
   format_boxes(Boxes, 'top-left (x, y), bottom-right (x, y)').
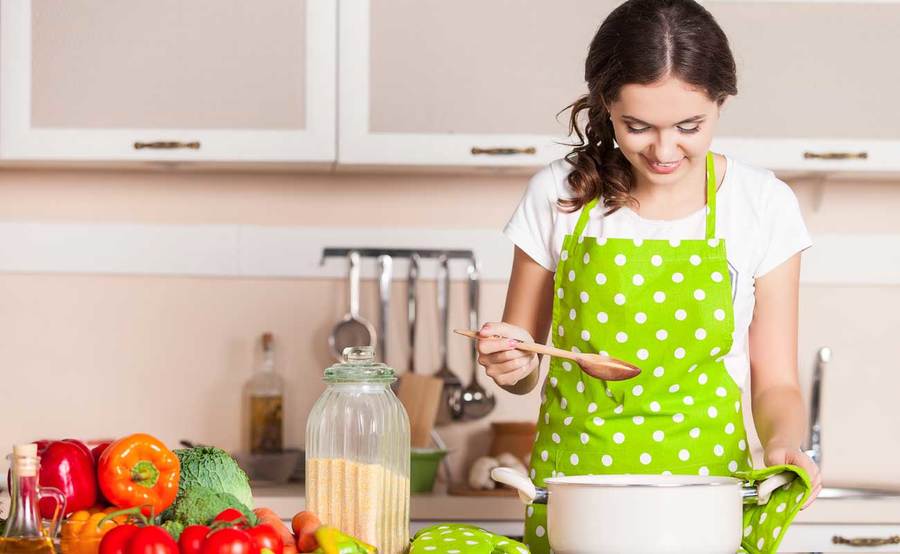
top-left (320, 248), bottom-right (476, 264)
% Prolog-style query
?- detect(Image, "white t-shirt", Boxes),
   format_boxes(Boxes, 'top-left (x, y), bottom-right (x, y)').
top-left (504, 156), bottom-right (812, 388)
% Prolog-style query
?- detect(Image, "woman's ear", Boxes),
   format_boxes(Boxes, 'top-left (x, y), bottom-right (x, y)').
top-left (717, 95), bottom-right (731, 114)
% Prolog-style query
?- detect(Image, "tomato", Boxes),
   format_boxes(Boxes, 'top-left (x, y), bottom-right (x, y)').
top-left (99, 525), bottom-right (140, 554)
top-left (247, 525), bottom-right (283, 554)
top-left (253, 509), bottom-right (295, 554)
top-left (202, 528), bottom-right (255, 554)
top-left (213, 509), bottom-right (247, 526)
top-left (179, 525), bottom-right (211, 554)
top-left (127, 527), bottom-right (178, 554)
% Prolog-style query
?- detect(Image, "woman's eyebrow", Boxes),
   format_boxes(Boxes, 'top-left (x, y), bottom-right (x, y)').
top-left (622, 114), bottom-right (706, 126)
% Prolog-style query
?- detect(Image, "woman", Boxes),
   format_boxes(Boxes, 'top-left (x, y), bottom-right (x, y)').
top-left (476, 0), bottom-right (822, 551)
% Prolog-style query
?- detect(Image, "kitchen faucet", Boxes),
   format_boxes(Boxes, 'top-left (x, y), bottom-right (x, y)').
top-left (803, 346), bottom-right (831, 466)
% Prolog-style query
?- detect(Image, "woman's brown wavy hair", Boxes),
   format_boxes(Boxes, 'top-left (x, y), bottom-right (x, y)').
top-left (561, 0), bottom-right (737, 214)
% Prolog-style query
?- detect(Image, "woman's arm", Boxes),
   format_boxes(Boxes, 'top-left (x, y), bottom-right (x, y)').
top-left (501, 246), bottom-right (555, 393)
top-left (477, 247), bottom-right (555, 395)
top-left (749, 252), bottom-right (822, 505)
top-left (503, 247), bottom-right (555, 346)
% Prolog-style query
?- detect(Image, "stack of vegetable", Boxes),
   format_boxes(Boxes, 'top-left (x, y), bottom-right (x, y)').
top-left (32, 434), bottom-right (375, 554)
top-left (32, 434), bottom-right (266, 554)
top-left (284, 511), bottom-right (374, 554)
top-left (171, 509), bottom-right (373, 554)
top-left (20, 433), bottom-right (181, 554)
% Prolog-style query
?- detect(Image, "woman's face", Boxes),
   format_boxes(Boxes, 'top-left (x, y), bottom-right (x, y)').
top-left (607, 76), bottom-right (722, 188)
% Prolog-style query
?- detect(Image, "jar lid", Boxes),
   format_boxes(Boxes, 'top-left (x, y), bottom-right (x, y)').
top-left (324, 346), bottom-right (395, 383)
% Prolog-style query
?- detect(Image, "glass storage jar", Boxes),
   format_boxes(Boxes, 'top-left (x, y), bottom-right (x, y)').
top-left (305, 346), bottom-right (410, 554)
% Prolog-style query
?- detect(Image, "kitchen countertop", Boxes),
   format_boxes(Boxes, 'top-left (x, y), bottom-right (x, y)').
top-left (252, 483), bottom-right (900, 524)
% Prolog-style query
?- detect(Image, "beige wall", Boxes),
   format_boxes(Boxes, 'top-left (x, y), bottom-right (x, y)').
top-left (1, 167), bottom-right (898, 489)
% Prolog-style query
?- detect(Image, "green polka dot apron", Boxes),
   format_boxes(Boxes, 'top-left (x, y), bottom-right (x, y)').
top-left (525, 152), bottom-right (754, 553)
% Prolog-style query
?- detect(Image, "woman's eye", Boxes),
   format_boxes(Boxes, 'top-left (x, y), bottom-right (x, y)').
top-left (677, 125), bottom-right (700, 134)
top-left (626, 125), bottom-right (650, 134)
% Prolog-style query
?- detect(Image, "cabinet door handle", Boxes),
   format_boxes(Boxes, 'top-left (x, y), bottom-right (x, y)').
top-left (470, 146), bottom-right (537, 156)
top-left (833, 535), bottom-right (900, 546)
top-left (803, 151), bottom-right (868, 160)
top-left (134, 141), bottom-right (201, 150)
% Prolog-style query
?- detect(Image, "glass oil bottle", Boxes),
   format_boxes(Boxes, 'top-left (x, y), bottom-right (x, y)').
top-left (248, 332), bottom-right (285, 453)
top-left (0, 444), bottom-right (65, 554)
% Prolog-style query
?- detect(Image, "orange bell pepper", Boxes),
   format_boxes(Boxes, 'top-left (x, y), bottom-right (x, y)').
top-left (97, 433), bottom-right (180, 516)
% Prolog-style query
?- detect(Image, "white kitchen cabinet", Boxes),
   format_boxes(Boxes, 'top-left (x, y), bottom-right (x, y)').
top-left (706, 0), bottom-right (900, 175)
top-left (780, 523), bottom-right (900, 552)
top-left (340, 0), bottom-right (900, 174)
top-left (2, 1), bottom-right (898, 171)
top-left (0, 0), bottom-right (336, 163)
top-left (338, 0), bottom-right (605, 168)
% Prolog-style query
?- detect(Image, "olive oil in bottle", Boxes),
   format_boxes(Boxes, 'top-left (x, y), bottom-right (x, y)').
top-left (0, 444), bottom-right (63, 554)
top-left (248, 332), bottom-right (284, 453)
top-left (0, 539), bottom-right (54, 554)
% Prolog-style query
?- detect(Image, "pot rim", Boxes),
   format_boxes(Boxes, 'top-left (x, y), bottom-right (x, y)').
top-left (544, 474), bottom-right (741, 488)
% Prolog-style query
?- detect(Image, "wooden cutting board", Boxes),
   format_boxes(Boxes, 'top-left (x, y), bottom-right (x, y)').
top-left (397, 373), bottom-right (444, 448)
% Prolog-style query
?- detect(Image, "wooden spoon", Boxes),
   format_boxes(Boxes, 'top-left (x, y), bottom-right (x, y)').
top-left (453, 329), bottom-right (641, 381)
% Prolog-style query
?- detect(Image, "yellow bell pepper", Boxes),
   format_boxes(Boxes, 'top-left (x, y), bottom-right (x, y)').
top-left (312, 527), bottom-right (376, 554)
top-left (60, 508), bottom-right (124, 554)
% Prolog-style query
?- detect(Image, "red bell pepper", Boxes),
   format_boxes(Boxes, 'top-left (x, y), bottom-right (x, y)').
top-left (36, 439), bottom-right (99, 517)
top-left (92, 442), bottom-right (113, 465)
top-left (92, 441), bottom-right (114, 505)
top-left (63, 438), bottom-right (94, 459)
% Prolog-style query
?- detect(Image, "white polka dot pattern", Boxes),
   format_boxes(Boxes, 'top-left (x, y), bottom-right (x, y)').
top-left (526, 207), bottom-right (752, 553)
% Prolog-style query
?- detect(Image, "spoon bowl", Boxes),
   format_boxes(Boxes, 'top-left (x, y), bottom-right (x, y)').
top-left (573, 352), bottom-right (642, 380)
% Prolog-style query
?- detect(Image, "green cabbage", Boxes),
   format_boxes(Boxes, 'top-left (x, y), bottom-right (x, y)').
top-left (174, 447), bottom-right (254, 509)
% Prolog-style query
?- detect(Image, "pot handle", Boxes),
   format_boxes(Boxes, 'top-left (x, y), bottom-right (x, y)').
top-left (491, 467), bottom-right (548, 505)
top-left (742, 471), bottom-right (796, 505)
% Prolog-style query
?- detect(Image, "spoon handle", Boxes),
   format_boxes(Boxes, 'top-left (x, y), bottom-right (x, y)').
top-left (452, 329), bottom-right (578, 361)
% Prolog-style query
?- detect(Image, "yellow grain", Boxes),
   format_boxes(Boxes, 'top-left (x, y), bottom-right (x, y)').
top-left (306, 458), bottom-right (409, 554)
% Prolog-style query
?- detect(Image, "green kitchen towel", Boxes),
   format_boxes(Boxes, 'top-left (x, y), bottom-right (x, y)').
top-left (411, 524), bottom-right (529, 554)
top-left (736, 464), bottom-right (812, 554)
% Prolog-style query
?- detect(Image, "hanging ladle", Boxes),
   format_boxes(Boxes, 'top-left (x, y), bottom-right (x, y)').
top-left (453, 329), bottom-right (641, 381)
top-left (457, 260), bottom-right (495, 420)
top-left (435, 254), bottom-right (464, 422)
top-left (328, 251), bottom-right (376, 361)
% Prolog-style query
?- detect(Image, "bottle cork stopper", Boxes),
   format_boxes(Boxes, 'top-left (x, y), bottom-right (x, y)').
top-left (12, 443), bottom-right (38, 476)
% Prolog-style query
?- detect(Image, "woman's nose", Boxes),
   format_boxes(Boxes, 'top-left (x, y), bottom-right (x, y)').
top-left (652, 131), bottom-right (681, 162)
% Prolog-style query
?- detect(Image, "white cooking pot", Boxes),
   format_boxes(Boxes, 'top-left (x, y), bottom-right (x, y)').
top-left (492, 467), bottom-right (793, 554)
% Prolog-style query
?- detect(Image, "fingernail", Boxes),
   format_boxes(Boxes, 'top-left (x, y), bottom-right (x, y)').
top-left (507, 339), bottom-right (518, 347)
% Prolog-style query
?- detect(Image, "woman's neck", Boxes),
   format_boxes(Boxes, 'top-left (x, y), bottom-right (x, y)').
top-left (628, 154), bottom-right (724, 221)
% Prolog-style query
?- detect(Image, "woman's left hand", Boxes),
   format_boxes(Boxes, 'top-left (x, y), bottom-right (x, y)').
top-left (764, 446), bottom-right (822, 509)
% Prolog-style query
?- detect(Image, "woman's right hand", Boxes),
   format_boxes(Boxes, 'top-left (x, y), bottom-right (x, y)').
top-left (476, 322), bottom-right (539, 387)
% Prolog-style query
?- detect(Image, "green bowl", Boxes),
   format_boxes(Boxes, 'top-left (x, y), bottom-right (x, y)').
top-left (410, 448), bottom-right (448, 493)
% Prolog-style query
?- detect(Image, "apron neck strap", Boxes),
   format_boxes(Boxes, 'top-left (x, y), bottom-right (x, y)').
top-left (704, 151), bottom-right (718, 241)
top-left (573, 197), bottom-right (598, 239)
top-left (572, 152), bottom-right (719, 241)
